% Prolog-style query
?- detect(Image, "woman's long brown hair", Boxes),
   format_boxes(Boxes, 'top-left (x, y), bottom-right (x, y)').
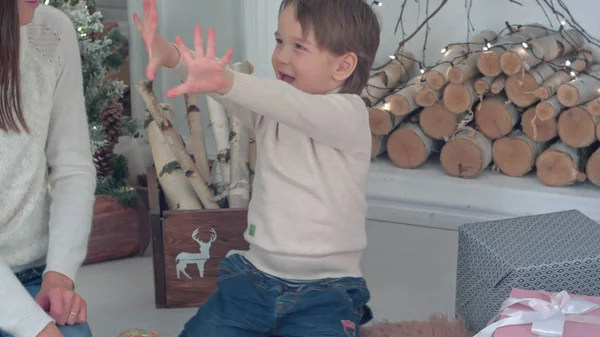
top-left (0, 1), bottom-right (29, 134)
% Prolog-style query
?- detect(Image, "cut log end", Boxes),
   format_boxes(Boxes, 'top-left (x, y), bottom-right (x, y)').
top-left (369, 107), bottom-right (393, 135)
top-left (386, 125), bottom-right (433, 169)
top-left (474, 79), bottom-right (491, 96)
top-left (586, 149), bottom-right (600, 188)
top-left (477, 52), bottom-right (502, 77)
top-left (475, 97), bottom-right (519, 139)
top-left (521, 107), bottom-right (557, 142)
top-left (443, 83), bottom-right (474, 113)
top-left (500, 51), bottom-right (523, 76)
top-left (419, 104), bottom-right (458, 140)
top-left (415, 88), bottom-right (440, 107)
top-left (440, 130), bottom-right (492, 178)
top-left (492, 137), bottom-right (534, 177)
top-left (589, 99), bottom-right (600, 117)
top-left (534, 86), bottom-right (552, 100)
top-left (536, 149), bottom-right (587, 187)
top-left (448, 67), bottom-right (465, 85)
top-left (425, 71), bottom-right (447, 91)
top-left (557, 84), bottom-right (580, 107)
top-left (505, 73), bottom-right (539, 108)
top-left (558, 106), bottom-right (598, 148)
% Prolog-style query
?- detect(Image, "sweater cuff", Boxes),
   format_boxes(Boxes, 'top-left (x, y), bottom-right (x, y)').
top-left (44, 252), bottom-right (85, 286)
top-left (213, 71), bottom-right (254, 106)
top-left (10, 302), bottom-right (53, 337)
top-left (169, 42), bottom-right (189, 80)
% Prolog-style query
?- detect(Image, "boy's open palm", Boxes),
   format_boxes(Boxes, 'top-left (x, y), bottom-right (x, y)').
top-left (167, 26), bottom-right (234, 99)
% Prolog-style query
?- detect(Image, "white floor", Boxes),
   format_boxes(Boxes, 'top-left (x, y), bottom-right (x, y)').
top-left (77, 220), bottom-right (459, 337)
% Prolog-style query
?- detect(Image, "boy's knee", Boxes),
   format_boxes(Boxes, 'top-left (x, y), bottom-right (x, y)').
top-left (58, 322), bottom-right (93, 337)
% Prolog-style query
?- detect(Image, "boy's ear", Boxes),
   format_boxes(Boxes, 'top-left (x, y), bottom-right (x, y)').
top-left (333, 52), bottom-right (358, 82)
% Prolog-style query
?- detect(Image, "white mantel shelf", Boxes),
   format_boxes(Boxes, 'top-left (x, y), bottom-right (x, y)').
top-left (366, 157), bottom-right (600, 231)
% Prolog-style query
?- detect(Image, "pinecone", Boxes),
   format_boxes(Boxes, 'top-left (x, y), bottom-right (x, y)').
top-left (99, 100), bottom-right (123, 146)
top-left (93, 146), bottom-right (114, 177)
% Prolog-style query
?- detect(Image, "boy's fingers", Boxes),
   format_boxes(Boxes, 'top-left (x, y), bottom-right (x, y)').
top-left (132, 13), bottom-right (143, 33)
top-left (193, 25), bottom-right (205, 57)
top-left (167, 84), bottom-right (189, 99)
top-left (206, 28), bottom-right (216, 60)
top-left (220, 49), bottom-right (235, 67)
top-left (175, 36), bottom-right (194, 62)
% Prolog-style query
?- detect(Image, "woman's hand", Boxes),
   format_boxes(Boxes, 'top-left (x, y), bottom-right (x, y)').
top-left (167, 25), bottom-right (234, 99)
top-left (133, 0), bottom-right (179, 80)
top-left (35, 272), bottom-right (87, 326)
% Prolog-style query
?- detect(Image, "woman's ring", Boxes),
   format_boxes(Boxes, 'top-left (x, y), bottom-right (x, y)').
top-left (70, 312), bottom-right (77, 316)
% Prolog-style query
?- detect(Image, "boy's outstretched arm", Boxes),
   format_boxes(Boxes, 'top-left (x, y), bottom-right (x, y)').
top-left (210, 71), bottom-right (371, 153)
top-left (168, 26), bottom-right (370, 154)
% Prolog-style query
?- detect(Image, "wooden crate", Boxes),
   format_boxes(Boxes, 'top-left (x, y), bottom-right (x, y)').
top-left (147, 167), bottom-right (249, 308)
top-left (84, 194), bottom-right (149, 265)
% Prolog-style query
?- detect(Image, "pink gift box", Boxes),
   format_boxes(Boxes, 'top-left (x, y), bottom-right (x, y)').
top-left (478, 289), bottom-right (600, 337)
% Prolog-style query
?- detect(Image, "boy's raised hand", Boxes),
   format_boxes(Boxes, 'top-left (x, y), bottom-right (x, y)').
top-left (133, 0), bottom-right (172, 80)
top-left (166, 25), bottom-right (235, 99)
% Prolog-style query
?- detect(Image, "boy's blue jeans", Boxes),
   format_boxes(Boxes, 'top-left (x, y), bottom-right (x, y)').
top-left (179, 254), bottom-right (373, 337)
top-left (0, 266), bottom-right (92, 337)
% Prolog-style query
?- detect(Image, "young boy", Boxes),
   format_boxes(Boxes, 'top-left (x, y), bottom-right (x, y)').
top-left (133, 0), bottom-right (381, 335)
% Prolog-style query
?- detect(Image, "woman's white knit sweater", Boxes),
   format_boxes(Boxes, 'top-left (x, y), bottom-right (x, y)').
top-left (0, 6), bottom-right (96, 337)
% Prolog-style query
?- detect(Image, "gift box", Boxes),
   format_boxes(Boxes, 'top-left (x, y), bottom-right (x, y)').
top-left (474, 289), bottom-right (600, 336)
top-left (455, 210), bottom-right (600, 332)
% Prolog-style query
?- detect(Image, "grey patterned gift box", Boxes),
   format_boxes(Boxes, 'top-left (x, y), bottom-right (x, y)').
top-left (455, 210), bottom-right (600, 332)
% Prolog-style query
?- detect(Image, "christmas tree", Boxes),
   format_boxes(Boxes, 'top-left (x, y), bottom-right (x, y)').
top-left (46, 0), bottom-right (138, 205)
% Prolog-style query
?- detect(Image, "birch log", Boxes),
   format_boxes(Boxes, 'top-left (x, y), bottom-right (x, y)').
top-left (557, 65), bottom-right (600, 107)
top-left (448, 54), bottom-right (481, 84)
top-left (415, 85), bottom-right (442, 107)
top-left (135, 80), bottom-right (219, 209)
top-left (500, 29), bottom-right (584, 76)
top-left (383, 76), bottom-right (422, 116)
top-left (492, 129), bottom-right (549, 177)
top-left (536, 141), bottom-right (589, 186)
top-left (145, 108), bottom-right (203, 210)
top-left (361, 52), bottom-right (414, 107)
top-left (477, 24), bottom-right (550, 77)
top-left (443, 79), bottom-right (478, 113)
top-left (474, 76), bottom-right (495, 96)
top-left (419, 103), bottom-right (471, 140)
top-left (371, 134), bottom-right (388, 159)
top-left (505, 58), bottom-right (569, 108)
top-left (491, 75), bottom-right (506, 94)
top-left (206, 95), bottom-right (231, 202)
top-left (535, 96), bottom-right (565, 121)
top-left (475, 94), bottom-right (521, 139)
top-left (184, 93), bottom-right (211, 183)
top-left (587, 97), bottom-right (600, 117)
top-left (533, 51), bottom-right (594, 100)
top-left (426, 30), bottom-right (496, 90)
top-left (586, 148), bottom-right (600, 187)
top-left (228, 61), bottom-right (254, 208)
top-left (369, 100), bottom-right (409, 135)
top-left (440, 127), bottom-right (493, 178)
top-left (558, 105), bottom-right (600, 148)
top-left (386, 123), bottom-right (441, 169)
top-left (521, 106), bottom-right (558, 142)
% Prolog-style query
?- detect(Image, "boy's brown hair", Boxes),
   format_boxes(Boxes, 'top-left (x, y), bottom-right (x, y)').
top-left (279, 0), bottom-right (381, 95)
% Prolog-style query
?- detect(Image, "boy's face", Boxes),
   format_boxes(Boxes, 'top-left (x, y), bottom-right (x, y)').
top-left (272, 6), bottom-right (350, 94)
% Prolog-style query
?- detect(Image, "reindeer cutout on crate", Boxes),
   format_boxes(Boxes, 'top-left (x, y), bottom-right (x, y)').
top-left (175, 228), bottom-right (217, 279)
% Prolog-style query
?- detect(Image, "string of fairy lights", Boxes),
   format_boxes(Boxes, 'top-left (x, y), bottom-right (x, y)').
top-left (364, 0), bottom-right (600, 104)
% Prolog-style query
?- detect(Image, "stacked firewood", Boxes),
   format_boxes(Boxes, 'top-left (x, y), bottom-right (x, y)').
top-left (367, 24), bottom-right (600, 188)
top-left (135, 61), bottom-right (256, 210)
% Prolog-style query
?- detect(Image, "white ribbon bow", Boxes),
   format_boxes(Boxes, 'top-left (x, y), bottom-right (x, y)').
top-left (474, 291), bottom-right (600, 337)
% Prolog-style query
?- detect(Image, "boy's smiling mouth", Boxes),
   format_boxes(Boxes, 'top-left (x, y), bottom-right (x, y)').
top-left (278, 71), bottom-right (296, 84)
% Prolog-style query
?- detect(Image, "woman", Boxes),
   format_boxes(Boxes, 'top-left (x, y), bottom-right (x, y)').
top-left (0, 1), bottom-right (96, 337)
